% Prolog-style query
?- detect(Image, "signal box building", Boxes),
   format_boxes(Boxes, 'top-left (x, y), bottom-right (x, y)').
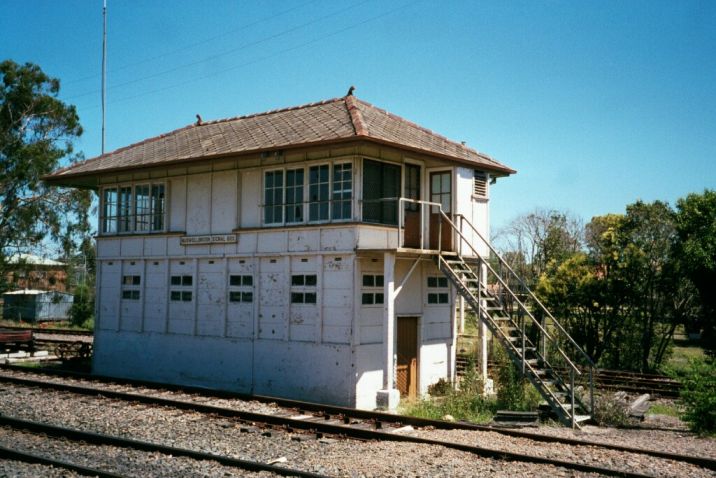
top-left (46, 94), bottom-right (514, 409)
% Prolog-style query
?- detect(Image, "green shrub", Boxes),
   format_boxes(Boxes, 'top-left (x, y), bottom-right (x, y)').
top-left (680, 357), bottom-right (716, 434)
top-left (402, 366), bottom-right (496, 424)
top-left (494, 349), bottom-right (541, 411)
top-left (427, 378), bottom-right (452, 396)
top-left (68, 283), bottom-right (94, 329)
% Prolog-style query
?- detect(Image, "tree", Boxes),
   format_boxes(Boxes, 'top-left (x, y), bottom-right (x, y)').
top-left (0, 60), bottom-right (91, 291)
top-left (495, 208), bottom-right (583, 286)
top-left (538, 201), bottom-right (695, 371)
top-left (674, 190), bottom-right (716, 352)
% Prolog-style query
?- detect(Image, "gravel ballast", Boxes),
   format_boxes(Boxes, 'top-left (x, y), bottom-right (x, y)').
top-left (0, 368), bottom-right (714, 477)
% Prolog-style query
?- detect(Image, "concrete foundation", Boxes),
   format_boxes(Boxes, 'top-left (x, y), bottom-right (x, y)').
top-left (376, 388), bottom-right (400, 410)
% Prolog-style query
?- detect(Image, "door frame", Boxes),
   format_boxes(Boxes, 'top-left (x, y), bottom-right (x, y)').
top-left (395, 314), bottom-right (421, 398)
top-left (426, 167), bottom-right (454, 251)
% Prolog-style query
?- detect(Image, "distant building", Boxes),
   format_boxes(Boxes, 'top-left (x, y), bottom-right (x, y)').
top-left (45, 94), bottom-right (514, 410)
top-left (2, 289), bottom-right (73, 322)
top-left (4, 254), bottom-right (68, 292)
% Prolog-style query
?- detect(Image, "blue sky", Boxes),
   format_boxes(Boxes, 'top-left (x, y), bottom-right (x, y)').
top-left (2, 0), bottom-right (715, 231)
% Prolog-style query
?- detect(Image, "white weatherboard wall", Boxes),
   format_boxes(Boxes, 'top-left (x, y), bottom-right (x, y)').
top-left (92, 163), bottom-right (487, 408)
top-left (455, 167), bottom-right (489, 258)
top-left (94, 253), bottom-right (356, 405)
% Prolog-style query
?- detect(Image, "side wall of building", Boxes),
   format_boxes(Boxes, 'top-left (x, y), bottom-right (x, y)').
top-left (455, 166), bottom-right (490, 258)
top-left (353, 256), bottom-right (454, 409)
top-left (95, 169), bottom-right (360, 405)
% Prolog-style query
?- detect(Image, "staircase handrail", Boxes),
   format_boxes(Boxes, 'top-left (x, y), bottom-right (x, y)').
top-left (454, 214), bottom-right (596, 370)
top-left (437, 212), bottom-right (581, 375)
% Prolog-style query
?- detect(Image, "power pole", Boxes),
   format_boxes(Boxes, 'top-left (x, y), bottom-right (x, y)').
top-left (101, 0), bottom-right (107, 154)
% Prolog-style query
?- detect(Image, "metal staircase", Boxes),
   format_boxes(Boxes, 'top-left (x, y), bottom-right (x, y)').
top-left (398, 200), bottom-right (595, 428)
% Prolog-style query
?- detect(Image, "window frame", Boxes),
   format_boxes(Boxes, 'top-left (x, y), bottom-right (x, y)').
top-left (362, 158), bottom-right (401, 225)
top-left (263, 169), bottom-right (285, 225)
top-left (331, 162), bottom-right (353, 221)
top-left (121, 275), bottom-right (141, 301)
top-left (308, 163), bottom-right (331, 223)
top-left (261, 160), bottom-right (354, 227)
top-left (426, 275), bottom-right (450, 305)
top-left (228, 274), bottom-right (254, 304)
top-left (290, 273), bottom-right (318, 305)
top-left (361, 273), bottom-right (384, 306)
top-left (99, 181), bottom-right (167, 236)
top-left (169, 274), bottom-right (193, 302)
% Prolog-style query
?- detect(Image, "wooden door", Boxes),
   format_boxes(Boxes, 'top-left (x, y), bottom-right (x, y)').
top-left (429, 171), bottom-right (452, 251)
top-left (396, 316), bottom-right (418, 399)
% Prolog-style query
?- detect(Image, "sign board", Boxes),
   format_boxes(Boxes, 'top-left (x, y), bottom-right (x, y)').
top-left (180, 234), bottom-right (238, 246)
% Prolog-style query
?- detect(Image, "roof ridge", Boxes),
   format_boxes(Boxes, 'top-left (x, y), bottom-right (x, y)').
top-left (344, 95), bottom-right (368, 136)
top-left (353, 97), bottom-right (481, 155)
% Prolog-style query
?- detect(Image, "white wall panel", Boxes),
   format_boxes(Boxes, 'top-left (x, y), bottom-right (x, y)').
top-left (186, 174), bottom-right (211, 234)
top-left (122, 238), bottom-right (143, 257)
top-left (143, 237), bottom-right (167, 256)
top-left (288, 229), bottom-right (320, 252)
top-left (98, 261), bottom-right (120, 330)
top-left (211, 172), bottom-right (237, 233)
top-left (322, 228), bottom-right (356, 251)
top-left (169, 177), bottom-right (187, 231)
top-left (96, 239), bottom-right (120, 258)
top-left (240, 170), bottom-right (260, 228)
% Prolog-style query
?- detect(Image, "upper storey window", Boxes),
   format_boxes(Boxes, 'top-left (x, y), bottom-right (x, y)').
top-left (263, 162), bottom-right (352, 226)
top-left (362, 159), bottom-right (400, 225)
top-left (101, 183), bottom-right (165, 235)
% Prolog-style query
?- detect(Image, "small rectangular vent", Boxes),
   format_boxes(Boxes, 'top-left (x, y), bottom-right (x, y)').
top-left (473, 171), bottom-right (488, 198)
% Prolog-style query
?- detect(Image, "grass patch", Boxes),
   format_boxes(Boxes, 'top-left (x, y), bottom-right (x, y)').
top-left (665, 345), bottom-right (707, 376)
top-left (648, 402), bottom-right (682, 417)
top-left (400, 395), bottom-right (496, 424)
top-left (401, 364), bottom-right (497, 424)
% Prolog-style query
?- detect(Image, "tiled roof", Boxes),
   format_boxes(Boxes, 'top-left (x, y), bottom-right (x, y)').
top-left (47, 95), bottom-right (514, 181)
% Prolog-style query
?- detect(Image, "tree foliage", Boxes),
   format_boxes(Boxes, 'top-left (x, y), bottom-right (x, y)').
top-left (680, 357), bottom-right (716, 434)
top-left (533, 201), bottom-right (699, 371)
top-left (495, 208), bottom-right (583, 286)
top-left (674, 190), bottom-right (716, 351)
top-left (0, 59), bottom-right (91, 291)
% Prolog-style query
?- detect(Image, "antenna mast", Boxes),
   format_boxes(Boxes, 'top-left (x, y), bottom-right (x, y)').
top-left (101, 0), bottom-right (107, 154)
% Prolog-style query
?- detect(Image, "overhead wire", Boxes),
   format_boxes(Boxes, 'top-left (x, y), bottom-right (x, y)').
top-left (64, 0), bottom-right (372, 101)
top-left (74, 0), bottom-right (422, 111)
top-left (62, 0), bottom-right (321, 86)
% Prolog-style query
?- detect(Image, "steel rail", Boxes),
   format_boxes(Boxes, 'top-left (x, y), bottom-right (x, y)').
top-left (0, 444), bottom-right (126, 478)
top-left (0, 365), bottom-right (709, 467)
top-left (1, 370), bottom-right (713, 475)
top-left (0, 415), bottom-right (329, 478)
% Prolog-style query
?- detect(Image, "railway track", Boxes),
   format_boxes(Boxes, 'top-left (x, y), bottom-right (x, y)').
top-left (456, 356), bottom-right (682, 397)
top-left (0, 442), bottom-right (125, 478)
top-left (0, 365), bottom-right (713, 477)
top-left (0, 415), bottom-right (328, 478)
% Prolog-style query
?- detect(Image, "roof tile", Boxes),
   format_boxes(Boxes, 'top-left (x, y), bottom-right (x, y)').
top-left (47, 96), bottom-right (514, 180)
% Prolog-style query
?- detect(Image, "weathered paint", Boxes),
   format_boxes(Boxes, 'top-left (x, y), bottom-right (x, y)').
top-left (93, 155), bottom-right (489, 409)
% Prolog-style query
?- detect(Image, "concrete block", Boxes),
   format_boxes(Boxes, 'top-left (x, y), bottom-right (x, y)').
top-left (376, 388), bottom-right (400, 410)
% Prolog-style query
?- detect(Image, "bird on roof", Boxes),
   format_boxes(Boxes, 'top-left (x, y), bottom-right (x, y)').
top-left (346, 85), bottom-right (355, 96)
top-left (195, 114), bottom-right (203, 126)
